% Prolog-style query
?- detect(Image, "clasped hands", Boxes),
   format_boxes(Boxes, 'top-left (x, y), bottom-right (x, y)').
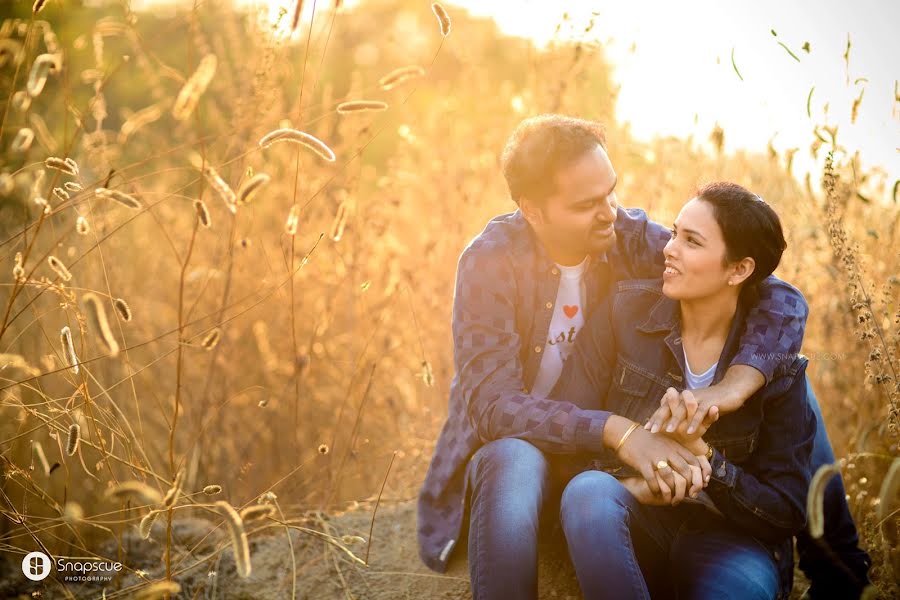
top-left (615, 387), bottom-right (721, 506)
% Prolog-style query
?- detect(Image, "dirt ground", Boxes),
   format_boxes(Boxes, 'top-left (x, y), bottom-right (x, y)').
top-left (2, 499), bottom-right (813, 599)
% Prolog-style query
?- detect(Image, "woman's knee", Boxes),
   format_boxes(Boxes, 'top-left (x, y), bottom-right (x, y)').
top-left (559, 470), bottom-right (631, 530)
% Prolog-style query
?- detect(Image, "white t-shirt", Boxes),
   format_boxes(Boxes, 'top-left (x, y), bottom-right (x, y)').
top-left (683, 346), bottom-right (716, 389)
top-left (530, 256), bottom-right (590, 398)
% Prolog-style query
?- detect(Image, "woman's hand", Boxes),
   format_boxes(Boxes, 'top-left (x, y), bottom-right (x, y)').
top-left (615, 422), bottom-right (711, 499)
top-left (645, 388), bottom-right (720, 440)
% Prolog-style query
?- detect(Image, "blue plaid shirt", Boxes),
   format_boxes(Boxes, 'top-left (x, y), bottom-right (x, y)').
top-left (417, 207), bottom-right (808, 572)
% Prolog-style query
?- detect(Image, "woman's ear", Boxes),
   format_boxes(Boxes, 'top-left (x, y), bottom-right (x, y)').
top-left (729, 257), bottom-right (756, 286)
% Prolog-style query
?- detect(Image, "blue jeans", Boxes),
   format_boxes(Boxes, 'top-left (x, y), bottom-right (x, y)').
top-left (798, 380), bottom-right (872, 597)
top-left (560, 470), bottom-right (779, 600)
top-left (464, 437), bottom-right (555, 600)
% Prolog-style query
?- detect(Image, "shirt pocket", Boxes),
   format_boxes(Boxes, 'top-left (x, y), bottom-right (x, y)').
top-left (707, 430), bottom-right (759, 463)
top-left (611, 357), bottom-right (671, 423)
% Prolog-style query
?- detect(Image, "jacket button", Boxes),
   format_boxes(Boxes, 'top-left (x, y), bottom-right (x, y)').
top-left (551, 268), bottom-right (559, 276)
top-left (534, 346), bottom-right (542, 353)
top-left (545, 302), bottom-right (553, 309)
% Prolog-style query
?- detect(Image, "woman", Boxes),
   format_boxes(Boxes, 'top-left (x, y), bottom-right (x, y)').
top-left (551, 182), bottom-right (816, 599)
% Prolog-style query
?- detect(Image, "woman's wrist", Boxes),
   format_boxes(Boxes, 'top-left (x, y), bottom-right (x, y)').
top-left (686, 438), bottom-right (709, 456)
top-left (602, 415), bottom-right (636, 450)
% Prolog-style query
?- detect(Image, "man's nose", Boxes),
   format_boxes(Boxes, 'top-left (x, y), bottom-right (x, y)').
top-left (595, 198), bottom-right (616, 222)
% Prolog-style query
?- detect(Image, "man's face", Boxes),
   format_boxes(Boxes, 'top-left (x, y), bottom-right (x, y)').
top-left (523, 145), bottom-right (618, 265)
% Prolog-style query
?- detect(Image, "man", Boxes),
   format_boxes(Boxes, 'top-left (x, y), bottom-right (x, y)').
top-left (417, 115), bottom-right (870, 599)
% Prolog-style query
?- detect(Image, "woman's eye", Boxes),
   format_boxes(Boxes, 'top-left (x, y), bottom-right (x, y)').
top-left (669, 228), bottom-right (676, 237)
top-left (687, 237), bottom-right (699, 245)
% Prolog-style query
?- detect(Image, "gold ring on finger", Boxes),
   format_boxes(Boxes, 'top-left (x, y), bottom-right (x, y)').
top-left (656, 460), bottom-right (670, 470)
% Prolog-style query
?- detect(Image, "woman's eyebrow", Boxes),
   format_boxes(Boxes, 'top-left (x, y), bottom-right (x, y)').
top-left (681, 227), bottom-right (707, 240)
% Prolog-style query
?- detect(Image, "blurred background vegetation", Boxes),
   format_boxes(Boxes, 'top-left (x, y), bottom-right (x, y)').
top-left (0, 0), bottom-right (897, 597)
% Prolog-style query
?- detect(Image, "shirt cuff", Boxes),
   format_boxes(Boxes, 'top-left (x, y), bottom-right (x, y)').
top-left (573, 409), bottom-right (610, 453)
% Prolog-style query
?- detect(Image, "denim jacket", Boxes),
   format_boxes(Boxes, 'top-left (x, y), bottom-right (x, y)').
top-left (416, 208), bottom-right (809, 574)
top-left (553, 279), bottom-right (816, 597)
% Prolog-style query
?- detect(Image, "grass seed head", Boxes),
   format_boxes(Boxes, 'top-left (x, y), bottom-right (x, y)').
top-left (239, 504), bottom-right (276, 522)
top-left (194, 199), bottom-right (211, 228)
top-left (215, 501), bottom-right (251, 578)
top-left (113, 297), bottom-right (132, 322)
top-left (76, 215), bottom-right (90, 235)
top-left (139, 510), bottom-right (160, 539)
top-left (336, 100), bottom-right (388, 114)
top-left (106, 481), bottom-right (164, 506)
top-left (202, 328), bottom-right (222, 350)
top-left (378, 65), bottom-right (425, 91)
top-left (95, 187), bottom-right (142, 210)
top-left (258, 128), bottom-right (336, 162)
top-left (48, 255), bottom-right (72, 282)
top-left (61, 326), bottom-right (79, 374)
top-left (237, 173), bottom-right (270, 205)
top-left (285, 204), bottom-right (300, 235)
top-left (83, 292), bottom-right (120, 356)
top-left (172, 54), bottom-right (217, 121)
top-left (11, 128), bottom-right (34, 152)
top-left (66, 423), bottom-right (80, 456)
top-left (432, 3), bottom-right (451, 36)
top-left (203, 484), bottom-right (222, 496)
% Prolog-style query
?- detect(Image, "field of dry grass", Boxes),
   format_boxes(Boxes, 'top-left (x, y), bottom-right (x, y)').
top-left (0, 1), bottom-right (897, 598)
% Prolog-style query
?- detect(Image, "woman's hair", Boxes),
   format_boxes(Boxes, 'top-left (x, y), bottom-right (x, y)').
top-left (696, 182), bottom-right (787, 291)
top-left (501, 114), bottom-right (606, 206)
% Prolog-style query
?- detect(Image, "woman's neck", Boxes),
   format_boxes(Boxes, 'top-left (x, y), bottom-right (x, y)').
top-left (678, 289), bottom-right (739, 369)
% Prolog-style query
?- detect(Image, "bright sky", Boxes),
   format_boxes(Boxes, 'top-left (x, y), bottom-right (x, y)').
top-left (134, 0), bottom-right (899, 199)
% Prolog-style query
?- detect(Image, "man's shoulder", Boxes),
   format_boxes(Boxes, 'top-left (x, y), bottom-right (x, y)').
top-left (461, 210), bottom-right (532, 261)
top-left (613, 278), bottom-right (665, 304)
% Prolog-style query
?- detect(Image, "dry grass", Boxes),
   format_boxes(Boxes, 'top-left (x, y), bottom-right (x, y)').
top-left (0, 0), bottom-right (897, 598)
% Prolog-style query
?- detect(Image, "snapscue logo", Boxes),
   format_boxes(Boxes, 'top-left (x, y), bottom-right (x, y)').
top-left (21, 551), bottom-right (123, 583)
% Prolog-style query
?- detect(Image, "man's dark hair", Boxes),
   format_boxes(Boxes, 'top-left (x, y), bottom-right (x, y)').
top-left (501, 115), bottom-right (607, 206)
top-left (696, 182), bottom-right (787, 291)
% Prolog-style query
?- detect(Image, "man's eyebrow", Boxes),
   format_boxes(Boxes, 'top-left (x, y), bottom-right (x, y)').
top-left (572, 174), bottom-right (618, 205)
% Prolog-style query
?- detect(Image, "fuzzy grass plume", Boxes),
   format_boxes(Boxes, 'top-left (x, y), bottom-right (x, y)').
top-left (60, 326), bottom-right (79, 374)
top-left (202, 165), bottom-right (237, 214)
top-left (66, 423), bottom-right (80, 456)
top-left (215, 501), bottom-right (251, 578)
top-left (95, 187), bottom-right (142, 210)
top-left (378, 65), bottom-right (425, 91)
top-left (194, 199), bottom-right (211, 227)
top-left (285, 204), bottom-right (300, 235)
top-left (336, 100), bottom-right (388, 114)
top-left (82, 292), bottom-right (120, 356)
top-left (201, 328), bottom-right (221, 350)
top-left (237, 173), bottom-right (270, 205)
top-left (258, 128), bottom-right (336, 162)
top-left (44, 156), bottom-right (79, 176)
top-left (113, 298), bottom-right (132, 322)
top-left (172, 54), bottom-right (217, 121)
top-left (431, 3), bottom-right (451, 37)
top-left (11, 128), bottom-right (34, 152)
top-left (75, 216), bottom-right (90, 234)
top-left (47, 255), bottom-right (72, 282)
top-left (106, 481), bottom-right (164, 506)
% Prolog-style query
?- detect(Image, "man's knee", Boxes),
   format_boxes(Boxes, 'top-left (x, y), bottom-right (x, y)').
top-left (470, 437), bottom-right (549, 480)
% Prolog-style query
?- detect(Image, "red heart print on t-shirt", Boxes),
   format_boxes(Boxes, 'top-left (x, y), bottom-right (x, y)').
top-left (563, 305), bottom-right (579, 318)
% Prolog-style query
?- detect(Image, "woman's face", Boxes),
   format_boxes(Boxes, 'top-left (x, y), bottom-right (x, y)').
top-left (662, 198), bottom-right (743, 300)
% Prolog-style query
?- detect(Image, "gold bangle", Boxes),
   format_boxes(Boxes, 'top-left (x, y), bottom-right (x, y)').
top-left (705, 443), bottom-right (714, 461)
top-left (615, 422), bottom-right (640, 452)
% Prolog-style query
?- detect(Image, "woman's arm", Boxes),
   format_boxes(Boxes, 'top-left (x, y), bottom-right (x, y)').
top-left (696, 362), bottom-right (816, 544)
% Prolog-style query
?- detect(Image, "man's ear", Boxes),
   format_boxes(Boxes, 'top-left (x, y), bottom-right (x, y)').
top-left (519, 196), bottom-right (544, 227)
top-left (729, 257), bottom-right (756, 286)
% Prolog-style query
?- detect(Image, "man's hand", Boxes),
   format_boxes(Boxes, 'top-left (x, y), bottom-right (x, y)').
top-left (615, 424), bottom-right (711, 499)
top-left (646, 388), bottom-right (720, 441)
top-left (620, 470), bottom-right (700, 506)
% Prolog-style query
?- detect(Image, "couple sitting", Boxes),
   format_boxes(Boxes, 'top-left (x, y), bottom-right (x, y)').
top-left (417, 115), bottom-right (871, 599)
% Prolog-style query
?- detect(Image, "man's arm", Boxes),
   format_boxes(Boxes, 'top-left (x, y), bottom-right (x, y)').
top-left (454, 242), bottom-right (610, 454)
top-left (616, 206), bottom-right (809, 432)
